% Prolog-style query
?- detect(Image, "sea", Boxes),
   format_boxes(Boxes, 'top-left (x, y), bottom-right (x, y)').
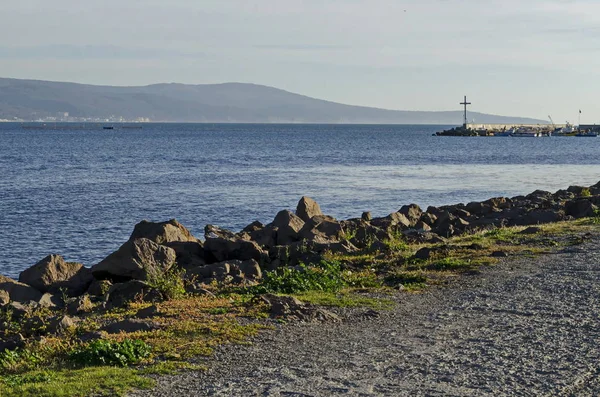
top-left (1, 122), bottom-right (599, 277)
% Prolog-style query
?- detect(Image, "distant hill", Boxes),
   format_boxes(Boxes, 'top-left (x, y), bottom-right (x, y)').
top-left (0, 78), bottom-right (546, 124)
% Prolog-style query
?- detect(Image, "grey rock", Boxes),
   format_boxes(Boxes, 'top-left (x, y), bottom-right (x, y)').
top-left (18, 254), bottom-right (93, 297)
top-left (102, 319), bottom-right (160, 334)
top-left (296, 196), bottom-right (323, 222)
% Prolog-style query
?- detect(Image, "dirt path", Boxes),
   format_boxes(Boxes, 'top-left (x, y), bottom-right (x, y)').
top-left (131, 237), bottom-right (600, 396)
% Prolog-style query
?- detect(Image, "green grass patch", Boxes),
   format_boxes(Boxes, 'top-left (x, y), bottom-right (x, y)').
top-left (0, 367), bottom-right (154, 397)
top-left (385, 271), bottom-right (428, 290)
top-left (69, 339), bottom-right (151, 367)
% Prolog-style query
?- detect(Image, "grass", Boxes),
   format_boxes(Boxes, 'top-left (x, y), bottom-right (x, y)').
top-left (2, 215), bottom-right (599, 397)
top-left (0, 367), bottom-right (154, 397)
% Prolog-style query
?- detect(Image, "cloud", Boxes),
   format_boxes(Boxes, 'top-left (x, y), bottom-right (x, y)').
top-left (0, 45), bottom-right (205, 60)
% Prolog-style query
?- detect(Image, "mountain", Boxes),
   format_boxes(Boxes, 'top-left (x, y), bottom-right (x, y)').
top-left (0, 78), bottom-right (546, 124)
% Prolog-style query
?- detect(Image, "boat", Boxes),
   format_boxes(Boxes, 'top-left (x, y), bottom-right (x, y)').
top-left (554, 122), bottom-right (577, 136)
top-left (575, 130), bottom-right (598, 137)
top-left (510, 128), bottom-right (541, 137)
top-left (102, 126), bottom-right (114, 130)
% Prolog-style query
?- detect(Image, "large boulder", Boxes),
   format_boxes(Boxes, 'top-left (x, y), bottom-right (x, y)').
top-left (371, 212), bottom-right (411, 232)
top-left (130, 219), bottom-right (198, 244)
top-left (398, 204), bottom-right (423, 227)
top-left (565, 199), bottom-right (597, 218)
top-left (164, 241), bottom-right (205, 269)
top-left (204, 224), bottom-right (237, 240)
top-left (105, 280), bottom-right (164, 309)
top-left (18, 254), bottom-right (93, 297)
top-left (296, 196), bottom-right (323, 222)
top-left (249, 225), bottom-right (278, 248)
top-left (91, 238), bottom-right (176, 282)
top-left (187, 259), bottom-right (262, 282)
top-left (299, 217), bottom-right (344, 243)
top-left (272, 210), bottom-right (305, 245)
top-left (0, 275), bottom-right (43, 303)
top-left (204, 236), bottom-right (265, 263)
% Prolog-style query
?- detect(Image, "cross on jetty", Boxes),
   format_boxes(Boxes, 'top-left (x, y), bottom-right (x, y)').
top-left (460, 95), bottom-right (471, 128)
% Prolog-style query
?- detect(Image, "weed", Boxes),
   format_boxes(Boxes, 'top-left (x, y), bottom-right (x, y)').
top-left (581, 188), bottom-right (592, 197)
top-left (146, 268), bottom-right (186, 300)
top-left (69, 339), bottom-right (151, 367)
top-left (0, 349), bottom-right (44, 373)
top-left (385, 271), bottom-right (427, 288)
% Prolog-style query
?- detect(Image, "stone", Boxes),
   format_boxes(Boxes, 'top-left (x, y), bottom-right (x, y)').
top-left (87, 279), bottom-right (112, 297)
top-left (402, 230), bottom-right (445, 244)
top-left (0, 290), bottom-right (10, 306)
top-left (261, 294), bottom-right (341, 323)
top-left (102, 319), bottom-right (160, 334)
top-left (0, 275), bottom-right (43, 303)
top-left (238, 259), bottom-right (262, 279)
top-left (520, 226), bottom-right (542, 235)
top-left (361, 211), bottom-right (372, 221)
top-left (0, 335), bottom-right (25, 352)
top-left (204, 236), bottom-right (265, 263)
top-left (491, 251), bottom-right (508, 258)
top-left (91, 238), bottom-right (176, 282)
top-left (414, 247), bottom-right (434, 260)
top-left (135, 305), bottom-right (160, 319)
top-left (420, 212), bottom-right (438, 225)
top-left (523, 209), bottom-right (564, 225)
top-left (299, 218), bottom-right (344, 243)
top-left (105, 280), bottom-right (164, 309)
top-left (371, 212), bottom-right (411, 231)
top-left (18, 254), bottom-right (93, 297)
top-left (66, 295), bottom-right (93, 315)
top-left (414, 221), bottom-right (432, 232)
top-left (565, 199), bottom-right (597, 218)
top-left (296, 196), bottom-right (323, 222)
top-left (249, 225), bottom-right (278, 248)
top-left (130, 219), bottom-right (198, 244)
top-left (399, 204), bottom-right (423, 226)
top-left (187, 261), bottom-right (231, 280)
top-left (272, 210), bottom-right (305, 245)
top-left (164, 241), bottom-right (205, 269)
top-left (184, 283), bottom-right (216, 297)
top-left (204, 224), bottom-right (237, 240)
top-left (241, 221), bottom-right (265, 234)
top-left (47, 315), bottom-right (76, 334)
top-left (38, 293), bottom-right (63, 309)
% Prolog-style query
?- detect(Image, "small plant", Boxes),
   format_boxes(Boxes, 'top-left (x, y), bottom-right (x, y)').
top-left (385, 271), bottom-right (427, 287)
top-left (580, 188), bottom-right (592, 197)
top-left (147, 268), bottom-right (186, 300)
top-left (247, 261), bottom-right (347, 294)
top-left (69, 339), bottom-right (151, 367)
top-left (0, 349), bottom-right (43, 374)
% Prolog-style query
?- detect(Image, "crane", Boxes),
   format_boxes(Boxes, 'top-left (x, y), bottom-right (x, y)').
top-left (548, 115), bottom-right (556, 130)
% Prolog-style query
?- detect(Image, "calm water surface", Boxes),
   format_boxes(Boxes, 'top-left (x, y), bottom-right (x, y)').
top-left (1, 123), bottom-right (599, 277)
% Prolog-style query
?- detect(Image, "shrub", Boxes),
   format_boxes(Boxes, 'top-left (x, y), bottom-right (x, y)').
top-left (146, 268), bottom-right (186, 300)
top-left (248, 261), bottom-right (347, 295)
top-left (0, 349), bottom-right (43, 374)
top-left (581, 188), bottom-right (592, 197)
top-left (69, 339), bottom-right (151, 367)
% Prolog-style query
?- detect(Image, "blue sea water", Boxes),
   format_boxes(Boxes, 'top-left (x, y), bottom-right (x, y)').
top-left (1, 123), bottom-right (599, 277)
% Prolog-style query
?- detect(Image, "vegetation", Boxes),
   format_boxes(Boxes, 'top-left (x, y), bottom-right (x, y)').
top-left (1, 214), bottom-right (599, 397)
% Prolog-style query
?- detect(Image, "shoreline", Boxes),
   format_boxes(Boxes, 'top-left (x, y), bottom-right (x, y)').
top-left (1, 180), bottom-right (599, 396)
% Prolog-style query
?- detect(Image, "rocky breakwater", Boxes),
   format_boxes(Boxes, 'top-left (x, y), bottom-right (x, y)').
top-left (1, 182), bottom-right (600, 352)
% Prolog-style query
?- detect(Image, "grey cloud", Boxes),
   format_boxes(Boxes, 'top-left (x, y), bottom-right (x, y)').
top-left (0, 45), bottom-right (205, 60)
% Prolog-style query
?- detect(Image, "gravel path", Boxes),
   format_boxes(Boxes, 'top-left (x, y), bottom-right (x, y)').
top-left (132, 236), bottom-right (600, 396)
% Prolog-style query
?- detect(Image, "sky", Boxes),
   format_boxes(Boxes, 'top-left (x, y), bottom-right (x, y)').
top-left (1, 0), bottom-right (599, 122)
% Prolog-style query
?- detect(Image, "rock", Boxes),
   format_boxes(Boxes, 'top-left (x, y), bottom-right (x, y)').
top-left (0, 275), bottom-right (43, 303)
top-left (242, 221), bottom-right (265, 234)
top-left (249, 225), bottom-right (278, 248)
top-left (187, 261), bottom-right (231, 280)
top-left (47, 315), bottom-right (76, 334)
top-left (491, 251), bottom-right (508, 258)
top-left (399, 204), bottom-right (423, 226)
top-left (87, 279), bottom-right (112, 297)
top-left (361, 212), bottom-right (372, 221)
top-left (414, 221), bottom-right (432, 232)
top-left (347, 222), bottom-right (392, 249)
top-left (135, 305), bottom-right (160, 319)
top-left (184, 283), bottom-right (216, 297)
top-left (0, 335), bottom-right (25, 352)
top-left (467, 243), bottom-right (485, 250)
top-left (204, 224), bottom-right (237, 240)
top-left (296, 196), bottom-right (323, 222)
top-left (420, 212), bottom-right (438, 225)
top-left (465, 201), bottom-right (492, 216)
top-left (371, 212), bottom-right (411, 231)
top-left (130, 219), bottom-right (198, 244)
top-left (102, 319), bottom-right (160, 334)
top-left (523, 209), bottom-right (564, 225)
top-left (238, 259), bottom-right (262, 279)
top-left (402, 230), bottom-right (445, 244)
top-left (565, 199), bottom-right (597, 218)
top-left (261, 294), bottom-right (341, 323)
top-left (299, 218), bottom-right (344, 243)
top-left (0, 290), bottom-right (9, 306)
top-left (414, 247), bottom-right (434, 260)
top-left (91, 238), bottom-right (176, 282)
top-left (6, 301), bottom-right (31, 318)
top-left (520, 226), bottom-right (542, 235)
top-left (164, 241), bottom-right (205, 269)
top-left (67, 295), bottom-right (93, 315)
top-left (368, 240), bottom-right (389, 253)
top-left (105, 280), bottom-right (164, 309)
top-left (204, 236), bottom-right (265, 263)
top-left (38, 293), bottom-right (63, 309)
top-left (272, 210), bottom-right (305, 245)
top-left (18, 254), bottom-right (93, 297)
top-left (567, 185), bottom-right (589, 196)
